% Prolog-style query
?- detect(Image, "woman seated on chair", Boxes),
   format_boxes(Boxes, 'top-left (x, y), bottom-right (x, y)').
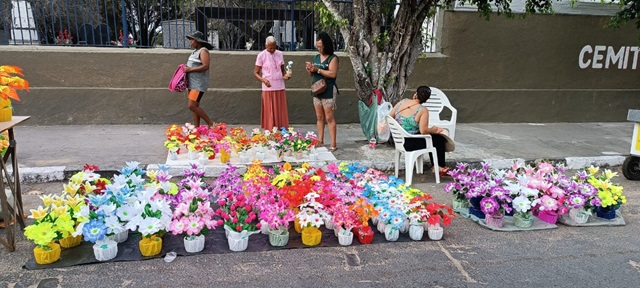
top-left (389, 85), bottom-right (450, 176)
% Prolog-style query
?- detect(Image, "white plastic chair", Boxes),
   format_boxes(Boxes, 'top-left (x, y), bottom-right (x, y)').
top-left (422, 87), bottom-right (457, 140)
top-left (385, 115), bottom-right (440, 185)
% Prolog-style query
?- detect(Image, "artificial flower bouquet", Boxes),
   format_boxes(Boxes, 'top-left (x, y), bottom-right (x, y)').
top-left (445, 163), bottom-right (495, 212)
top-left (216, 190), bottom-right (261, 251)
top-left (24, 204), bottom-right (76, 264)
top-left (24, 204), bottom-right (76, 247)
top-left (297, 192), bottom-right (326, 246)
top-left (122, 180), bottom-right (172, 256)
top-left (0, 65), bottom-right (29, 121)
top-left (586, 166), bottom-right (626, 219)
top-left (169, 170), bottom-right (221, 253)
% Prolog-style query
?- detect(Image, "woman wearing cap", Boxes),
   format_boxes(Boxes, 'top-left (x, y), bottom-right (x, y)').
top-left (183, 31), bottom-right (214, 127)
top-left (389, 85), bottom-right (451, 176)
top-left (253, 36), bottom-right (291, 130)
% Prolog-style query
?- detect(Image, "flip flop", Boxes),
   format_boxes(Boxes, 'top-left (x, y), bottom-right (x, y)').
top-left (329, 147), bottom-right (338, 152)
top-left (439, 166), bottom-right (452, 177)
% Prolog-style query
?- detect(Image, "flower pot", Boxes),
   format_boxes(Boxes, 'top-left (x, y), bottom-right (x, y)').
top-left (198, 154), bottom-right (209, 166)
top-left (357, 225), bottom-right (374, 244)
top-left (338, 230), bottom-right (354, 246)
top-left (409, 224), bottom-right (424, 241)
top-left (255, 151), bottom-right (266, 160)
top-left (0, 99), bottom-right (12, 122)
top-left (268, 229), bottom-right (290, 247)
top-left (469, 197), bottom-right (482, 210)
top-left (260, 220), bottom-right (270, 235)
top-left (537, 210), bottom-right (559, 224)
top-left (376, 221), bottom-right (386, 233)
top-left (169, 150), bottom-right (179, 160)
top-left (371, 216), bottom-right (379, 226)
top-left (513, 211), bottom-right (534, 228)
top-left (468, 207), bottom-right (485, 219)
top-left (400, 219), bottom-right (410, 233)
top-left (569, 207), bottom-right (591, 224)
top-left (293, 217), bottom-right (304, 234)
top-left (220, 150), bottom-right (230, 163)
top-left (452, 198), bottom-right (469, 210)
top-left (384, 226), bottom-right (399, 242)
top-left (324, 215), bottom-right (334, 230)
top-left (139, 236), bottom-right (163, 257)
top-left (485, 212), bottom-right (504, 228)
top-left (427, 224), bottom-right (444, 241)
top-left (227, 235), bottom-right (249, 252)
top-left (93, 240), bottom-right (118, 261)
top-left (294, 151), bottom-right (304, 160)
top-left (239, 155), bottom-right (250, 163)
top-left (34, 242), bottom-right (61, 265)
top-left (595, 206), bottom-right (617, 220)
top-left (226, 228), bottom-right (259, 252)
top-left (187, 150), bottom-right (198, 160)
top-left (107, 230), bottom-right (129, 243)
top-left (59, 234), bottom-right (82, 248)
top-left (301, 227), bottom-right (322, 246)
top-left (184, 235), bottom-right (205, 253)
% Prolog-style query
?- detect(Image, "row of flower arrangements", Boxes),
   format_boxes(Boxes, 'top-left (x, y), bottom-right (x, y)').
top-left (444, 161), bottom-right (626, 228)
top-left (24, 161), bottom-right (454, 264)
top-left (164, 123), bottom-right (320, 161)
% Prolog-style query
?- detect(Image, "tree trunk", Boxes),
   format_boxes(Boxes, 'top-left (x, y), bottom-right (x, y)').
top-left (323, 0), bottom-right (433, 105)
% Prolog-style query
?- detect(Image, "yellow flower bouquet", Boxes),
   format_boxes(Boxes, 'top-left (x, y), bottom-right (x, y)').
top-left (586, 166), bottom-right (626, 219)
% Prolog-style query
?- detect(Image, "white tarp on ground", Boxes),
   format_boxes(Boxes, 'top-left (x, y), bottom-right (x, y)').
top-left (164, 147), bottom-right (337, 166)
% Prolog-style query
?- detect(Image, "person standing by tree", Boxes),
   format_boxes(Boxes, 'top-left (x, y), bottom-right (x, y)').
top-left (254, 36), bottom-right (291, 130)
top-left (306, 32), bottom-right (339, 151)
top-left (183, 31), bottom-right (214, 127)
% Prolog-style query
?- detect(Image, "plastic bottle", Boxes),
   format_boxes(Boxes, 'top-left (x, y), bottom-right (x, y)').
top-left (369, 137), bottom-right (377, 149)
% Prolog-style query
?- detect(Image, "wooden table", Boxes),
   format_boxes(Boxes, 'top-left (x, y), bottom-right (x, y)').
top-left (0, 116), bottom-right (30, 251)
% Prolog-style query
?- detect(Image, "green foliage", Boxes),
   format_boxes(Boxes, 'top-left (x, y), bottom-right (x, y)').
top-left (605, 0), bottom-right (640, 29)
top-left (315, 2), bottom-right (348, 32)
top-left (375, 31), bottom-right (390, 50)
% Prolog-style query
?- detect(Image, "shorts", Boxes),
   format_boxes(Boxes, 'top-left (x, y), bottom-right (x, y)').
top-left (188, 90), bottom-right (204, 102)
top-left (313, 87), bottom-right (337, 109)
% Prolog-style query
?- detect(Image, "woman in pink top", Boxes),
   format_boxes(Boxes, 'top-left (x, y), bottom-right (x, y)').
top-left (253, 36), bottom-right (291, 130)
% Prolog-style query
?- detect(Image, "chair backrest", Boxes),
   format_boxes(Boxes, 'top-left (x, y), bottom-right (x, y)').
top-left (94, 23), bottom-right (110, 45)
top-left (386, 115), bottom-right (410, 152)
top-left (423, 87), bottom-right (452, 121)
top-left (78, 24), bottom-right (95, 45)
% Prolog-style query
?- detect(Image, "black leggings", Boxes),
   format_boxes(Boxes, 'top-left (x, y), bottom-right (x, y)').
top-left (403, 134), bottom-right (446, 167)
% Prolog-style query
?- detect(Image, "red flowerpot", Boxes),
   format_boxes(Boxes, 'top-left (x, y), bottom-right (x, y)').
top-left (357, 225), bottom-right (374, 244)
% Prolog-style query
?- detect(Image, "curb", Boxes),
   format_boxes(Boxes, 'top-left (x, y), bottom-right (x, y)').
top-left (15, 155), bottom-right (627, 184)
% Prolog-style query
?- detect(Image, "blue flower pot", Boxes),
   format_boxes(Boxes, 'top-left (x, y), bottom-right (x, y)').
top-left (469, 207), bottom-right (485, 219)
top-left (469, 197), bottom-right (482, 210)
top-left (595, 207), bottom-right (617, 220)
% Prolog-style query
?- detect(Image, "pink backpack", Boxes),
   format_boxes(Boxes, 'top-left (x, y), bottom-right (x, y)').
top-left (169, 64), bottom-right (188, 92)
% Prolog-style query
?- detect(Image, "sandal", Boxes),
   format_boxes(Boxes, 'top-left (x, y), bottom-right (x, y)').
top-left (328, 146), bottom-right (338, 152)
top-left (439, 166), bottom-right (452, 177)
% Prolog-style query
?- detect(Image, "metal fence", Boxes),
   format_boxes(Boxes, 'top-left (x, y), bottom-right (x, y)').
top-left (0, 0), bottom-right (438, 52)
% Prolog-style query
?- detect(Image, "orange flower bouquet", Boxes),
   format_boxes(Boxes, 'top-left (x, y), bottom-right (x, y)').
top-left (0, 65), bottom-right (29, 121)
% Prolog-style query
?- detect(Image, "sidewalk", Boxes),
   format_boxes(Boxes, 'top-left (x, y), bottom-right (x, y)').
top-left (13, 122), bottom-right (634, 183)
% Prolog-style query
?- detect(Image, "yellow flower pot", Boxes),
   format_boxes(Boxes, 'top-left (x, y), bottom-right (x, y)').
top-left (301, 227), bottom-right (322, 246)
top-left (0, 107), bottom-right (12, 122)
top-left (294, 217), bottom-right (302, 234)
top-left (34, 242), bottom-right (61, 265)
top-left (139, 236), bottom-right (162, 257)
top-left (59, 234), bottom-right (82, 248)
top-left (220, 150), bottom-right (230, 163)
